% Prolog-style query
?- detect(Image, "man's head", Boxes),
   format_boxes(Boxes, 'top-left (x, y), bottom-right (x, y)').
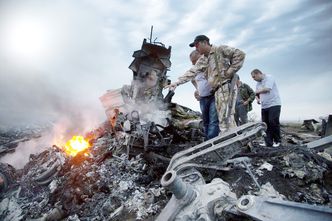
top-left (251, 69), bottom-right (264, 82)
top-left (189, 50), bottom-right (201, 65)
top-left (189, 35), bottom-right (211, 56)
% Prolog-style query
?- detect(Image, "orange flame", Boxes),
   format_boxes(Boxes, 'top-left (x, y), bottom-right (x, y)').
top-left (63, 135), bottom-right (90, 157)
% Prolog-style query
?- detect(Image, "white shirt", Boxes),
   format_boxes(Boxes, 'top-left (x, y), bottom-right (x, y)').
top-left (256, 74), bottom-right (281, 109)
top-left (195, 72), bottom-right (212, 97)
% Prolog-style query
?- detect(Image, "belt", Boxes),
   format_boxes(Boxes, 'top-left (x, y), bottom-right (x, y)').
top-left (200, 94), bottom-right (214, 98)
top-left (221, 79), bottom-right (231, 86)
top-left (212, 79), bottom-right (231, 93)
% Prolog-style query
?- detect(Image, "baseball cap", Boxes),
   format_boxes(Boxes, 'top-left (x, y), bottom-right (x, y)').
top-left (189, 35), bottom-right (209, 47)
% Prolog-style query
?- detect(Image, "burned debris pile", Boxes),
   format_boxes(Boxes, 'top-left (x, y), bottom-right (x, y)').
top-left (0, 37), bottom-right (204, 221)
top-left (98, 37), bottom-right (203, 159)
top-left (156, 123), bottom-right (332, 221)
top-left (0, 141), bottom-right (170, 220)
top-left (1, 36), bottom-right (332, 220)
top-left (1, 121), bottom-right (332, 220)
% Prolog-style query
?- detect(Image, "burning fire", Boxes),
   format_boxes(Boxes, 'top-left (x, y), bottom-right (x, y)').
top-left (63, 135), bottom-right (90, 157)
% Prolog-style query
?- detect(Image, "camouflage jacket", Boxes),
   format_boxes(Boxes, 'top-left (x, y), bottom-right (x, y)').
top-left (176, 45), bottom-right (245, 90)
top-left (176, 55), bottom-right (208, 85)
top-left (238, 82), bottom-right (255, 112)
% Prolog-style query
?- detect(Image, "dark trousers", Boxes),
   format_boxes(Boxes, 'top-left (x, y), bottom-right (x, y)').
top-left (235, 103), bottom-right (248, 126)
top-left (261, 105), bottom-right (281, 146)
top-left (200, 95), bottom-right (220, 140)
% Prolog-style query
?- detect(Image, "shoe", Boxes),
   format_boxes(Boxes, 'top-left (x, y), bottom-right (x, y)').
top-left (259, 142), bottom-right (266, 147)
top-left (273, 142), bottom-right (281, 147)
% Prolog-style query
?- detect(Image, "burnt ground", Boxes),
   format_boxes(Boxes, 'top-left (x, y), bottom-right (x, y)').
top-left (219, 147), bottom-right (332, 205)
top-left (216, 124), bottom-right (332, 206)
top-left (0, 122), bottom-right (331, 220)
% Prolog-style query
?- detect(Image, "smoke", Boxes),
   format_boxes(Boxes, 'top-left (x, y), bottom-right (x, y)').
top-left (0, 1), bottom-right (120, 129)
top-left (0, 106), bottom-right (103, 169)
top-left (0, 1), bottom-right (135, 169)
top-left (0, 132), bottom-right (54, 169)
top-left (121, 78), bottom-right (172, 127)
top-left (128, 101), bottom-right (171, 127)
top-left (51, 109), bottom-right (103, 145)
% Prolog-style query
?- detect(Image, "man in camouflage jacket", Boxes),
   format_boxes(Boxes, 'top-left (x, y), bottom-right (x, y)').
top-left (166, 35), bottom-right (245, 133)
top-left (235, 78), bottom-right (255, 126)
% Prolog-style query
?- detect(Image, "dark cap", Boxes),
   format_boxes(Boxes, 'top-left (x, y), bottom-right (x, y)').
top-left (189, 35), bottom-right (209, 47)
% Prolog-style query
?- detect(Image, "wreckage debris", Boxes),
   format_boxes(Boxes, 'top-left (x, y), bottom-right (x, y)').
top-left (1, 34), bottom-right (331, 220)
top-left (301, 114), bottom-right (332, 137)
top-left (0, 142), bottom-right (170, 220)
top-left (1, 121), bottom-right (331, 221)
top-left (157, 124), bottom-right (332, 221)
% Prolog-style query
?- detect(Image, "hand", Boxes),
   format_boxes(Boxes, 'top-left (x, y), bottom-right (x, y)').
top-left (243, 100), bottom-right (249, 106)
top-left (164, 82), bottom-right (178, 91)
top-left (194, 90), bottom-right (200, 101)
top-left (256, 97), bottom-right (261, 105)
top-left (224, 69), bottom-right (233, 78)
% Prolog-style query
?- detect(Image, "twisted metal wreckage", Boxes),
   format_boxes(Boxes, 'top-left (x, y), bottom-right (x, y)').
top-left (1, 34), bottom-right (332, 220)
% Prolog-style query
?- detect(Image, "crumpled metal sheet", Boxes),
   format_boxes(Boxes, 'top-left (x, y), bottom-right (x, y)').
top-left (282, 152), bottom-right (326, 182)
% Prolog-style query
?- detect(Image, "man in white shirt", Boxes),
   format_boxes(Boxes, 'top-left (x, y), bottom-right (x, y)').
top-left (190, 50), bottom-right (219, 140)
top-left (251, 69), bottom-right (281, 147)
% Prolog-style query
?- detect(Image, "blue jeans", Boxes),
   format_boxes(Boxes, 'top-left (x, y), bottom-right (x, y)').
top-left (235, 103), bottom-right (248, 126)
top-left (200, 95), bottom-right (220, 140)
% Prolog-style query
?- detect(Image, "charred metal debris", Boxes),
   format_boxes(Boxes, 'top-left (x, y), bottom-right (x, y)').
top-left (1, 35), bottom-right (332, 220)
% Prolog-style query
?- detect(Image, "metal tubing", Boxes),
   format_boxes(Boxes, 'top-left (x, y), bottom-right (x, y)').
top-left (236, 195), bottom-right (332, 221)
top-left (242, 161), bottom-right (260, 191)
top-left (161, 170), bottom-right (188, 199)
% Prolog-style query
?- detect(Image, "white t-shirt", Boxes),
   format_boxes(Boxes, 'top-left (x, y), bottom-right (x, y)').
top-left (256, 74), bottom-right (281, 109)
top-left (195, 72), bottom-right (212, 97)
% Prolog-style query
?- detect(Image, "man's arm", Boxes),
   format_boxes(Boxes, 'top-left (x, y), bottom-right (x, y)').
top-left (256, 75), bottom-right (274, 95)
top-left (255, 94), bottom-right (261, 105)
top-left (255, 84), bottom-right (261, 104)
top-left (191, 79), bottom-right (198, 89)
top-left (243, 84), bottom-right (256, 105)
top-left (256, 87), bottom-right (271, 95)
top-left (165, 55), bottom-right (207, 90)
top-left (191, 80), bottom-right (200, 101)
top-left (247, 84), bottom-right (256, 102)
top-left (220, 45), bottom-right (246, 78)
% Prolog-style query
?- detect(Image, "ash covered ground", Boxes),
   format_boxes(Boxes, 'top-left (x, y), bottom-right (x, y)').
top-left (0, 120), bottom-right (331, 221)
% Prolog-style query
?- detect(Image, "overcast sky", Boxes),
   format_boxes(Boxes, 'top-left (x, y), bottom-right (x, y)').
top-left (0, 0), bottom-right (331, 129)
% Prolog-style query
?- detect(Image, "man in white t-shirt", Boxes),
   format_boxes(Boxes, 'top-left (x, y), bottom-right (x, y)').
top-left (251, 69), bottom-right (281, 147)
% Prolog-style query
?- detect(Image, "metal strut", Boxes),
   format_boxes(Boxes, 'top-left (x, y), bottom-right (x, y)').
top-left (167, 122), bottom-right (267, 173)
top-left (236, 195), bottom-right (332, 221)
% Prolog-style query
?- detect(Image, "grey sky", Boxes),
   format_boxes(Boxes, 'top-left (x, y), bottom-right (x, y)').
top-left (0, 0), bottom-right (331, 129)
